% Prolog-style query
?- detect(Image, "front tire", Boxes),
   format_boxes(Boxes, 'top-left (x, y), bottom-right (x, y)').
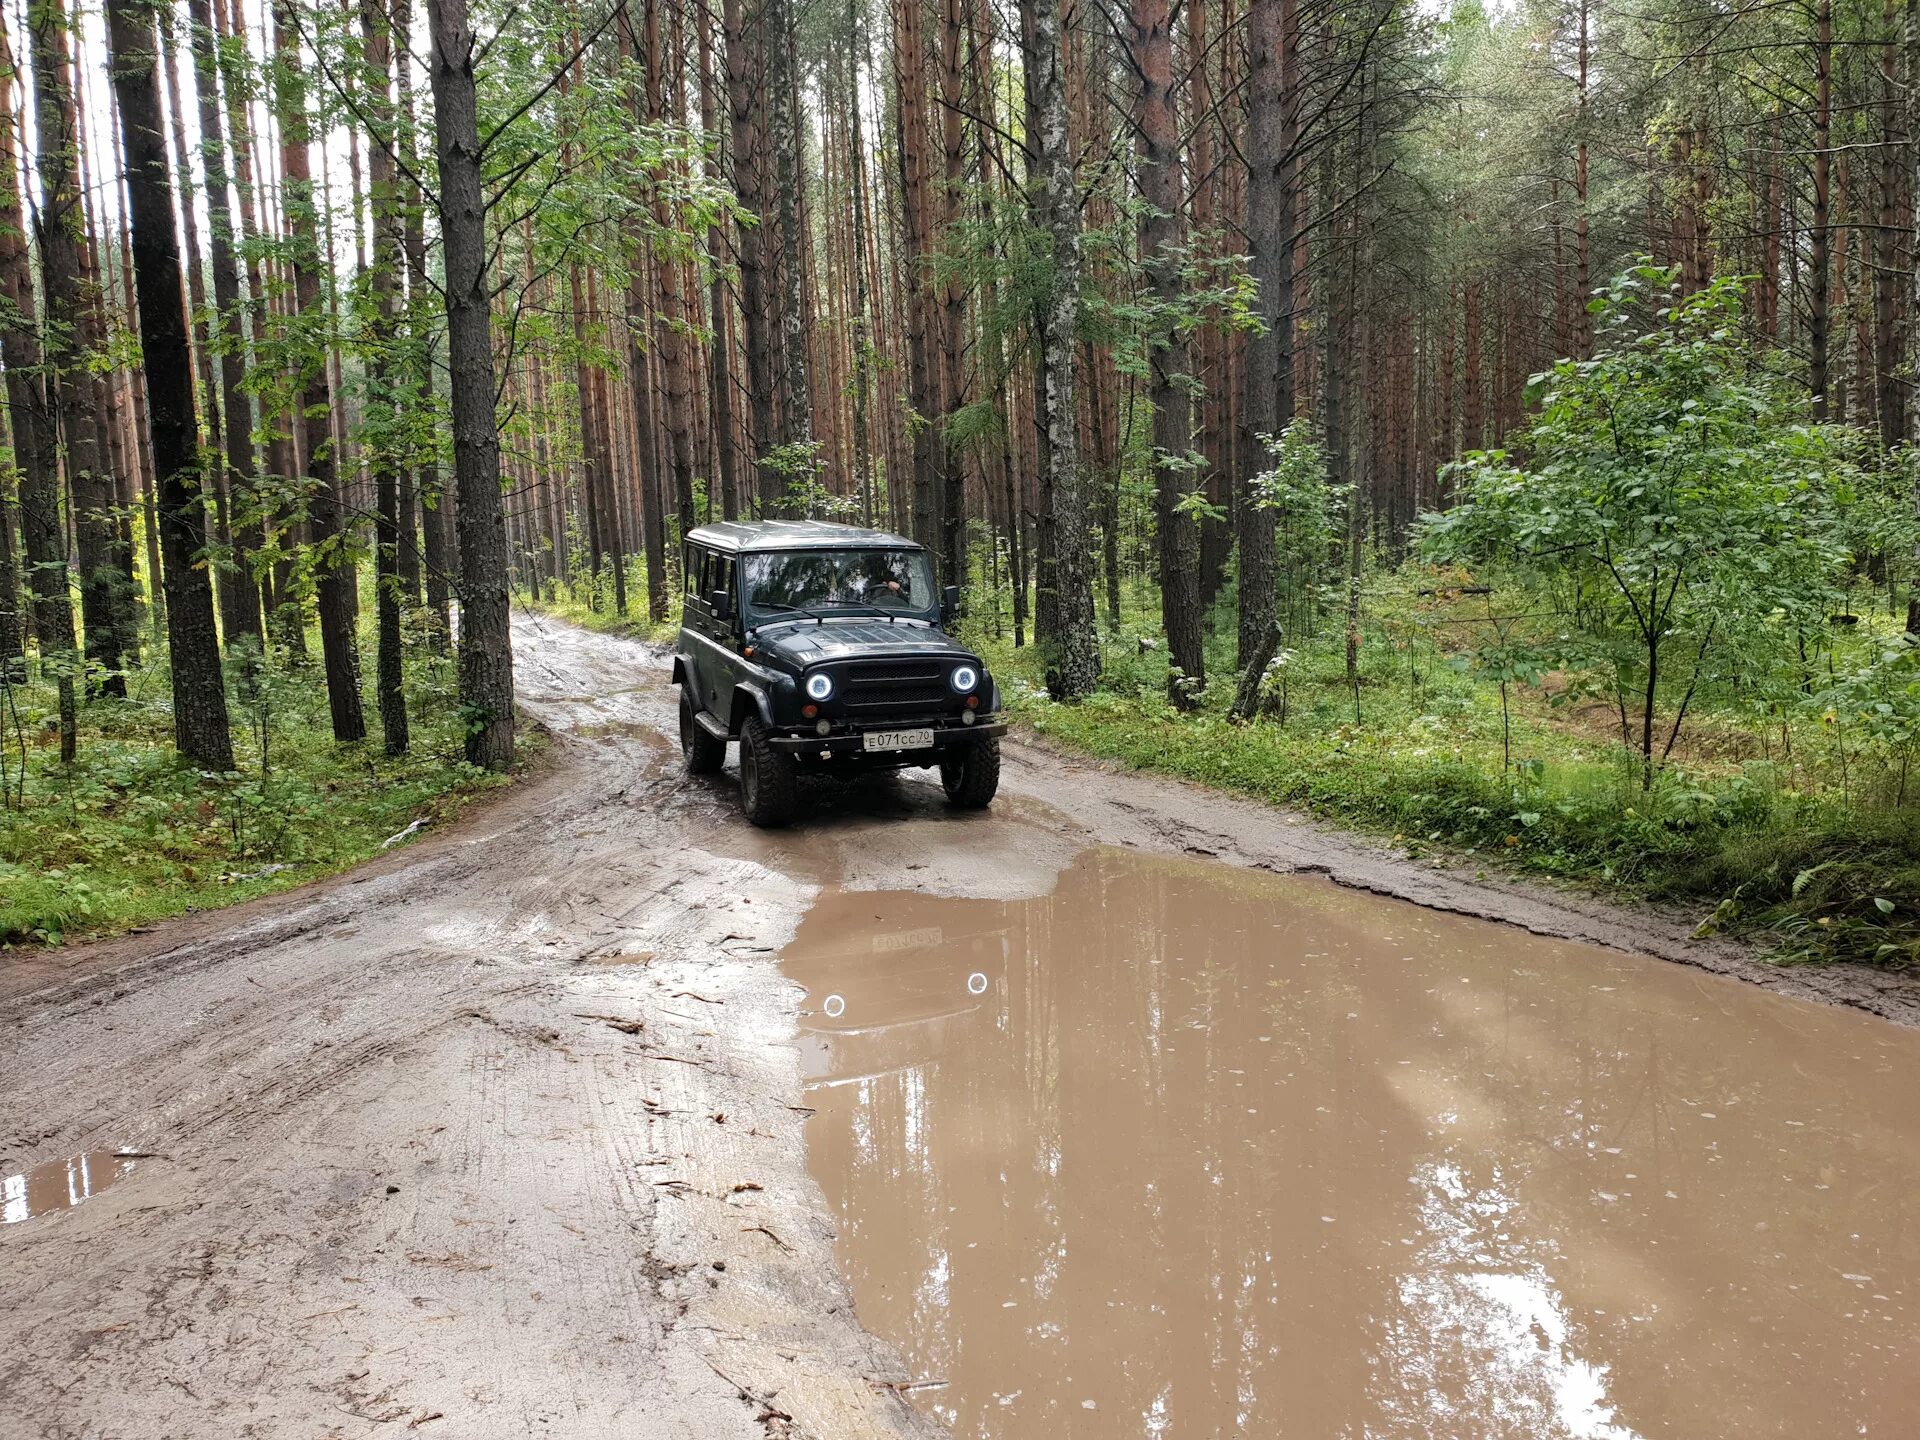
top-left (680, 691), bottom-right (726, 774)
top-left (738, 716), bottom-right (800, 827)
top-left (940, 736), bottom-right (1001, 808)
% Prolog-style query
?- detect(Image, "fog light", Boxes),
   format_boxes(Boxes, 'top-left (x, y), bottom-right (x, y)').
top-left (815, 719), bottom-right (831, 736)
top-left (962, 711), bottom-right (976, 726)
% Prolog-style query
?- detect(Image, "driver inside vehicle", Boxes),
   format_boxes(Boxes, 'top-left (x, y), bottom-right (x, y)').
top-left (858, 555), bottom-right (912, 606)
top-left (745, 549), bottom-right (932, 616)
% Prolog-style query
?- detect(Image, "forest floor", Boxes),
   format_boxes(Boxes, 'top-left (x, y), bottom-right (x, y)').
top-left (6, 612), bottom-right (1920, 1439)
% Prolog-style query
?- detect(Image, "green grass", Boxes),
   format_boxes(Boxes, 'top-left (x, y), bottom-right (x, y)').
top-left (0, 631), bottom-right (534, 947)
top-left (961, 581), bottom-right (1920, 969)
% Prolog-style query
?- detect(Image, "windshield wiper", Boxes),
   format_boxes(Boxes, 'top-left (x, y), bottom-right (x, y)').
top-left (753, 600), bottom-right (828, 624)
top-left (817, 601), bottom-right (895, 616)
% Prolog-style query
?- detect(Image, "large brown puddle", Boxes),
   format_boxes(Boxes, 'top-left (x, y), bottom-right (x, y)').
top-left (781, 848), bottom-right (1920, 1438)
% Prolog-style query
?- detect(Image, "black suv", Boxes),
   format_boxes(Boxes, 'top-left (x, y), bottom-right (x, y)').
top-left (671, 520), bottom-right (1006, 827)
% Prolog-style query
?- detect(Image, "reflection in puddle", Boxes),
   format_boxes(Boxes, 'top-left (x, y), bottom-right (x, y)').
top-left (781, 849), bottom-right (1920, 1438)
top-left (2, 1152), bottom-right (140, 1225)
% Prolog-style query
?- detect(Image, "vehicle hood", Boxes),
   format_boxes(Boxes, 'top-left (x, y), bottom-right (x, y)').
top-left (751, 621), bottom-right (976, 667)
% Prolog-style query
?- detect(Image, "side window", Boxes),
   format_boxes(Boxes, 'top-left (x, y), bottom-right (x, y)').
top-left (683, 544), bottom-right (697, 595)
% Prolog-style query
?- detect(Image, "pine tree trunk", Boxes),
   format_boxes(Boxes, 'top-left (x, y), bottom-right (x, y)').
top-left (216, 0), bottom-right (303, 654)
top-left (394, 8), bottom-right (441, 629)
top-left (1575, 0), bottom-right (1591, 356)
top-left (724, 0), bottom-right (778, 505)
top-left (1022, 0), bottom-right (1098, 698)
top-left (273, 0), bottom-right (364, 739)
top-left (1875, 0), bottom-right (1906, 447)
top-left (767, 0), bottom-right (811, 461)
top-left (0, 412), bottom-right (19, 674)
top-left (105, 0), bottom-right (233, 770)
top-left (643, 0), bottom-right (695, 576)
top-left (0, 11), bottom-right (77, 757)
top-left (937, 0), bottom-right (967, 587)
top-left (427, 0), bottom-right (514, 771)
top-left (1131, 0), bottom-right (1205, 706)
top-left (1238, 0), bottom-right (1297, 668)
top-left (844, 0), bottom-right (874, 524)
top-left (361, 0), bottom-right (408, 755)
top-left (31, 0), bottom-right (129, 697)
top-left (185, 0), bottom-right (264, 651)
top-left (1810, 0), bottom-right (1832, 418)
top-left (696, 0), bottom-right (740, 520)
top-left (895, 0), bottom-right (942, 555)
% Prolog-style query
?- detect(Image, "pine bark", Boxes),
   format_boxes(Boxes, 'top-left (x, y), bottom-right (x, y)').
top-left (1022, 0), bottom-right (1098, 698)
top-left (643, 0), bottom-right (695, 575)
top-left (1238, 0), bottom-right (1297, 668)
top-left (767, 0), bottom-right (810, 459)
top-left (936, 0), bottom-right (967, 586)
top-left (896, 0), bottom-right (941, 555)
top-left (31, 0), bottom-right (129, 696)
top-left (844, 0), bottom-right (874, 522)
top-left (1131, 0), bottom-right (1205, 705)
top-left (395, 5), bottom-right (444, 632)
top-left (1874, 0), bottom-right (1905, 447)
top-left (427, 0), bottom-right (514, 770)
top-left (361, 0), bottom-right (408, 754)
top-left (724, 0), bottom-right (778, 504)
top-left (1810, 0), bottom-right (1832, 418)
top-left (105, 0), bottom-right (233, 769)
top-left (273, 0), bottom-right (364, 738)
top-left (696, 0), bottom-right (740, 519)
top-left (0, 13), bottom-right (77, 757)
top-left (185, 0), bottom-right (264, 649)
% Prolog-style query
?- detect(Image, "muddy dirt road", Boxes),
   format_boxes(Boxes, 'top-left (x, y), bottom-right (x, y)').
top-left (5, 613), bottom-right (1918, 1438)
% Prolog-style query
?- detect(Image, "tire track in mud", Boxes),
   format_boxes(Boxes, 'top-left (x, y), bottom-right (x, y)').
top-left (1, 614), bottom-right (941, 1440)
top-left (6, 612), bottom-right (1917, 1440)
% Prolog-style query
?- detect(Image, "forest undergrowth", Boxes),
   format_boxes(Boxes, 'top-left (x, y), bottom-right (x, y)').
top-left (963, 572), bottom-right (1920, 971)
top-left (0, 601), bottom-right (529, 947)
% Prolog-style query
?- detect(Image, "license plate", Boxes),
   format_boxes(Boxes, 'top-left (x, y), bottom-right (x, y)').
top-left (863, 728), bottom-right (934, 752)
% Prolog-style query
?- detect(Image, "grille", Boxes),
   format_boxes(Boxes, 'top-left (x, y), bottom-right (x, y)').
top-left (841, 660), bottom-right (950, 716)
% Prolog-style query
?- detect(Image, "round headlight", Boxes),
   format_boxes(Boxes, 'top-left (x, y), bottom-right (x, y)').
top-left (805, 672), bottom-right (834, 701)
top-left (950, 664), bottom-right (979, 694)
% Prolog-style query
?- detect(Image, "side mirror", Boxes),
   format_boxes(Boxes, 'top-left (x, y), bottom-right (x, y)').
top-left (942, 585), bottom-right (961, 625)
top-left (709, 589), bottom-right (734, 624)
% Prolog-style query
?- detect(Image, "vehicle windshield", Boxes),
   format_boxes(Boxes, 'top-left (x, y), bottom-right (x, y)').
top-left (743, 549), bottom-right (937, 621)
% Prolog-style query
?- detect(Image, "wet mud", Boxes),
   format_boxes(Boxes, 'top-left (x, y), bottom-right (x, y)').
top-left (6, 611), bottom-right (1919, 1438)
top-left (784, 848), bottom-right (1920, 1438)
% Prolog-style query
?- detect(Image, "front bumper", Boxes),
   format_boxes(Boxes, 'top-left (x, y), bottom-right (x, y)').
top-left (767, 718), bottom-right (1007, 759)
